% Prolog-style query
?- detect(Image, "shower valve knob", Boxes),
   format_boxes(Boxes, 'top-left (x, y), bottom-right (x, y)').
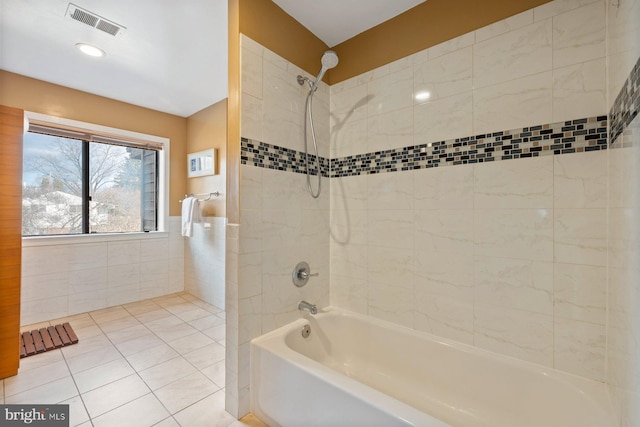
top-left (292, 261), bottom-right (318, 287)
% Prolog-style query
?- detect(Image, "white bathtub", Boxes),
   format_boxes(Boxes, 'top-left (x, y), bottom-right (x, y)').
top-left (251, 307), bottom-right (614, 427)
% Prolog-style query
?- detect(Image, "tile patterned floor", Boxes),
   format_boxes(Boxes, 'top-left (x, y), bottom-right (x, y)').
top-left (1, 292), bottom-right (267, 427)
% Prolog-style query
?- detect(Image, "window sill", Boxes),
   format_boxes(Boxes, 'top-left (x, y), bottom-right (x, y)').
top-left (22, 231), bottom-right (170, 247)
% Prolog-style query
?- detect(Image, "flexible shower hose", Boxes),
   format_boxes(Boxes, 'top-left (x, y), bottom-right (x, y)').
top-left (303, 87), bottom-right (322, 198)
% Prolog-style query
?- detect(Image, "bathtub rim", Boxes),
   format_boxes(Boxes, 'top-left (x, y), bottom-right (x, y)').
top-left (251, 314), bottom-right (449, 426)
top-left (251, 306), bottom-right (614, 423)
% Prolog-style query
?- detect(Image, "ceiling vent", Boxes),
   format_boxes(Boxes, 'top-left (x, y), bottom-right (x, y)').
top-left (65, 3), bottom-right (126, 37)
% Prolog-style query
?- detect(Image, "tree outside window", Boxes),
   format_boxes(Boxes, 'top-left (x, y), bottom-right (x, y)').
top-left (22, 132), bottom-right (158, 236)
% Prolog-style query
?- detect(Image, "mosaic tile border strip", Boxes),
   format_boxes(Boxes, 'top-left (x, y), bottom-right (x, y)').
top-left (331, 116), bottom-right (607, 177)
top-left (240, 138), bottom-right (330, 177)
top-left (241, 116), bottom-right (608, 178)
top-left (241, 54), bottom-right (640, 177)
top-left (614, 114), bottom-right (640, 149)
top-left (610, 54), bottom-right (640, 145)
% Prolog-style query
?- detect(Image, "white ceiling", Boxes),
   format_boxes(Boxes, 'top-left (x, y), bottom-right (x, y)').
top-left (0, 0), bottom-right (425, 117)
top-left (0, 0), bottom-right (228, 117)
top-left (274, 0), bottom-right (427, 47)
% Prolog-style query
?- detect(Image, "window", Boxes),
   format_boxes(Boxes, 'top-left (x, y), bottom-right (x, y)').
top-left (22, 114), bottom-right (168, 237)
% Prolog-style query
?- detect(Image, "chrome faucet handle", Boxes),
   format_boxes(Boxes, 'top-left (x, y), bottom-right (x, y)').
top-left (292, 261), bottom-right (318, 287)
top-left (299, 270), bottom-right (319, 280)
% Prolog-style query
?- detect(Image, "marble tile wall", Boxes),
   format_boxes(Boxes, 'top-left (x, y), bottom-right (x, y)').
top-left (329, 0), bottom-right (609, 383)
top-left (606, 0), bottom-right (640, 110)
top-left (21, 217), bottom-right (185, 325)
top-left (606, 0), bottom-right (640, 425)
top-left (330, 0), bottom-right (606, 159)
top-left (233, 0), bottom-right (615, 417)
top-left (241, 36), bottom-right (330, 159)
top-left (225, 223), bottom-right (240, 418)
top-left (184, 217), bottom-right (226, 309)
top-left (232, 35), bottom-right (332, 416)
top-left (331, 151), bottom-right (608, 379)
top-left (607, 126), bottom-right (640, 427)
top-left (610, 55), bottom-right (640, 144)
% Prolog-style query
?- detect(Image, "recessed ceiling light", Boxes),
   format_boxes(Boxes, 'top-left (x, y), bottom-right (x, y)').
top-left (415, 91), bottom-right (431, 101)
top-left (75, 43), bottom-right (105, 57)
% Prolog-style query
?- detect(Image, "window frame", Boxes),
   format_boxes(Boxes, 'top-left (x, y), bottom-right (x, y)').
top-left (23, 111), bottom-right (170, 245)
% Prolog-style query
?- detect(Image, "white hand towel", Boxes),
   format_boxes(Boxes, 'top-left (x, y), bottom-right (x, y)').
top-left (181, 196), bottom-right (200, 237)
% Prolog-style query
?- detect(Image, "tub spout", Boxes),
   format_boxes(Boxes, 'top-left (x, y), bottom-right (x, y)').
top-left (298, 300), bottom-right (317, 315)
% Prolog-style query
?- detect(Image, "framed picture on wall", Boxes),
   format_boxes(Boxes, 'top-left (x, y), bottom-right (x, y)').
top-left (187, 149), bottom-right (216, 177)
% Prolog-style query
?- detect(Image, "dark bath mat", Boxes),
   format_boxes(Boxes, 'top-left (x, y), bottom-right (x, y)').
top-left (20, 322), bottom-right (79, 358)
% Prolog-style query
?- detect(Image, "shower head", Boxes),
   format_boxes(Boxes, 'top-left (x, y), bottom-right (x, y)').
top-left (322, 50), bottom-right (339, 69)
top-left (314, 50), bottom-right (339, 84)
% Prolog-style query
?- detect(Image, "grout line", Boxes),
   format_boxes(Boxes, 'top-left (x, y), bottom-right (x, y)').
top-left (121, 299), bottom-right (224, 414)
top-left (58, 347), bottom-right (92, 427)
top-left (13, 292), bottom-right (228, 426)
top-left (71, 293), bottom-right (225, 426)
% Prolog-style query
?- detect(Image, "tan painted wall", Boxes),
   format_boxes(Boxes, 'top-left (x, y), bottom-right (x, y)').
top-left (237, 0), bottom-right (552, 85)
top-left (0, 70), bottom-right (187, 217)
top-left (238, 0), bottom-right (329, 81)
top-left (186, 99), bottom-right (228, 217)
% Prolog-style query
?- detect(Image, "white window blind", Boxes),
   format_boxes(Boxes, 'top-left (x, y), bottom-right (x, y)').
top-left (28, 120), bottom-right (164, 151)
